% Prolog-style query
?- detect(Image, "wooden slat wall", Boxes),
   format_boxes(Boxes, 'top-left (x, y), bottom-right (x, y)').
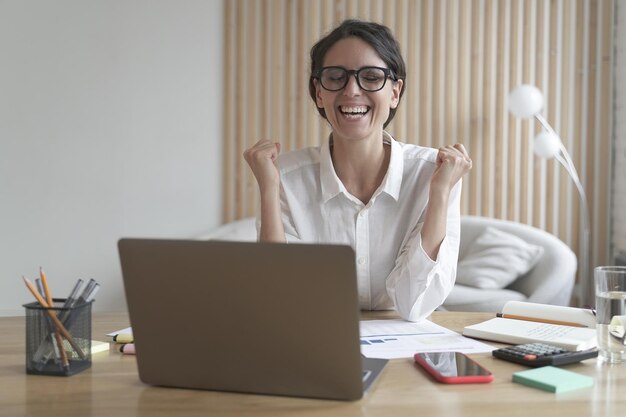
top-left (223, 0), bottom-right (614, 304)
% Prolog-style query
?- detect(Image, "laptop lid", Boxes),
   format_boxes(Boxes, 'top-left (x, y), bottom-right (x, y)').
top-left (118, 239), bottom-right (372, 401)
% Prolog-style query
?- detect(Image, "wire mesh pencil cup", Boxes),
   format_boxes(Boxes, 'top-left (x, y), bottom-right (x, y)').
top-left (24, 298), bottom-right (93, 376)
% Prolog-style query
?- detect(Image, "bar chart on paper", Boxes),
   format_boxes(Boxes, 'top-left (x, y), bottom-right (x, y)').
top-left (359, 320), bottom-right (493, 359)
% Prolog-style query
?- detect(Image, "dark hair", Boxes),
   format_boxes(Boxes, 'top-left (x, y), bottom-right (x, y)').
top-left (308, 19), bottom-right (407, 129)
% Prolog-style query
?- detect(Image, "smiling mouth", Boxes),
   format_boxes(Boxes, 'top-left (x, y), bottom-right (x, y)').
top-left (339, 105), bottom-right (370, 118)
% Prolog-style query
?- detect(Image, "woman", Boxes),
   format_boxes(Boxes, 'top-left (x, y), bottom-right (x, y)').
top-left (243, 19), bottom-right (472, 322)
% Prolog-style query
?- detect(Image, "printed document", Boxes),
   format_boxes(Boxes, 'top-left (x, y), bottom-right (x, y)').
top-left (360, 319), bottom-right (494, 359)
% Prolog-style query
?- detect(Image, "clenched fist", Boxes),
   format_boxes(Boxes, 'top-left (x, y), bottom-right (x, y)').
top-left (243, 140), bottom-right (282, 191)
top-left (430, 144), bottom-right (472, 194)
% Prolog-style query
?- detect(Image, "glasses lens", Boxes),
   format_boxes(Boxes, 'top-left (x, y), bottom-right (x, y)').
top-left (318, 67), bottom-right (392, 92)
top-left (357, 67), bottom-right (387, 91)
top-left (320, 68), bottom-right (348, 91)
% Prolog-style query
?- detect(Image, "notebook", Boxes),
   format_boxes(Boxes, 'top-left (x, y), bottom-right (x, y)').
top-left (117, 238), bottom-right (387, 401)
top-left (462, 317), bottom-right (597, 351)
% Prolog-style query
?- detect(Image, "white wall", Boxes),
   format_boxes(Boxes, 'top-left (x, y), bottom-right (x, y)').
top-left (0, 0), bottom-right (223, 315)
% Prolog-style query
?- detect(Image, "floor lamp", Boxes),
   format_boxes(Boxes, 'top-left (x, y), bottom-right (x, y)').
top-left (508, 84), bottom-right (592, 306)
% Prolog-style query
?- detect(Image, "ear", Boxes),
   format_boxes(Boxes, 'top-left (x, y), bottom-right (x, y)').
top-left (390, 79), bottom-right (403, 109)
top-left (314, 79), bottom-right (324, 108)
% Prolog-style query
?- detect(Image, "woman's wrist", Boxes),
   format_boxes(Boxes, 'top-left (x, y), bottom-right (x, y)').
top-left (258, 183), bottom-right (286, 243)
top-left (428, 186), bottom-right (450, 209)
top-left (259, 181), bottom-right (281, 199)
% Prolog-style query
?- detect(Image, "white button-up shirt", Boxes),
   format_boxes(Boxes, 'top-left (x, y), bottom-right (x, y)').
top-left (269, 132), bottom-right (461, 322)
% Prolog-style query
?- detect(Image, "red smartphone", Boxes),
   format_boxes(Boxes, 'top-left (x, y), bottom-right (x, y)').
top-left (414, 352), bottom-right (494, 384)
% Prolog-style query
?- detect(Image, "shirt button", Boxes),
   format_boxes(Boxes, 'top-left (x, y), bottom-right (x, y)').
top-left (358, 257), bottom-right (366, 265)
top-left (359, 211), bottom-right (365, 217)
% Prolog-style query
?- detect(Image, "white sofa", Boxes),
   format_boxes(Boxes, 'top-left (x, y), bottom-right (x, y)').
top-left (199, 216), bottom-right (577, 312)
top-left (443, 216), bottom-right (576, 312)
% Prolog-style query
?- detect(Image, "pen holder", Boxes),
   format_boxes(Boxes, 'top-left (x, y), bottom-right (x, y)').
top-left (24, 298), bottom-right (93, 376)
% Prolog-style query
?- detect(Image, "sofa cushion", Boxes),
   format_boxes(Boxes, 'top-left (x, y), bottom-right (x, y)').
top-left (456, 227), bottom-right (544, 289)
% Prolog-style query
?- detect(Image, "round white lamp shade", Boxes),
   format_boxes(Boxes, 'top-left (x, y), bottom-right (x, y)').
top-left (508, 84), bottom-right (544, 118)
top-left (533, 131), bottom-right (561, 159)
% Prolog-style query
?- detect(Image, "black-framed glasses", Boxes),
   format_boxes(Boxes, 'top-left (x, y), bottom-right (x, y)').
top-left (314, 66), bottom-right (397, 92)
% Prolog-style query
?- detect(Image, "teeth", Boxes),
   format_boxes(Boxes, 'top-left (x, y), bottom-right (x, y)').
top-left (340, 106), bottom-right (368, 114)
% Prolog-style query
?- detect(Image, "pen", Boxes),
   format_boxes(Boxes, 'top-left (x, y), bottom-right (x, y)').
top-left (61, 279), bottom-right (99, 327)
top-left (76, 278), bottom-right (100, 305)
top-left (496, 313), bottom-right (587, 328)
top-left (61, 279), bottom-right (84, 309)
top-left (58, 278), bottom-right (84, 325)
top-left (119, 343), bottom-right (136, 355)
top-left (85, 283), bottom-right (100, 302)
top-left (77, 279), bottom-right (97, 304)
top-left (35, 278), bottom-right (45, 298)
top-left (23, 276), bottom-right (87, 359)
top-left (39, 269), bottom-right (70, 369)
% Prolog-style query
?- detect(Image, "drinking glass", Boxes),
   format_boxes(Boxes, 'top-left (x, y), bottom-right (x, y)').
top-left (595, 266), bottom-right (626, 363)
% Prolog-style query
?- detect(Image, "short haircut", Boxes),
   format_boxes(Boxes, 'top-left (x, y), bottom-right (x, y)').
top-left (308, 19), bottom-right (407, 129)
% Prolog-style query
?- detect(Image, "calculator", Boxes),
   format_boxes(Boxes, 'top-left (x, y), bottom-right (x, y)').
top-left (492, 343), bottom-right (598, 367)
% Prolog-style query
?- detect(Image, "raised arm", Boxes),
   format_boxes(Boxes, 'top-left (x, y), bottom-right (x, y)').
top-left (243, 140), bottom-right (286, 242)
top-left (421, 144), bottom-right (472, 259)
top-left (386, 144), bottom-right (472, 322)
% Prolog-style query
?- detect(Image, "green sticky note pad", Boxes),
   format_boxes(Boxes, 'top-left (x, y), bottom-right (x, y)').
top-left (512, 366), bottom-right (593, 393)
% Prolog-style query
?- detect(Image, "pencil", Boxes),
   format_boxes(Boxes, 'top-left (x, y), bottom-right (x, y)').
top-left (39, 268), bottom-right (53, 305)
top-left (23, 276), bottom-right (86, 359)
top-left (496, 313), bottom-right (587, 328)
top-left (39, 268), bottom-right (70, 368)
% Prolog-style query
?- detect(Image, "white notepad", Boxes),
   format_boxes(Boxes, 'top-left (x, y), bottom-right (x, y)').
top-left (462, 317), bottom-right (597, 351)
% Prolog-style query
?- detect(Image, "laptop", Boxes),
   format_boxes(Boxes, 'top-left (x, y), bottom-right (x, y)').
top-left (117, 238), bottom-right (387, 401)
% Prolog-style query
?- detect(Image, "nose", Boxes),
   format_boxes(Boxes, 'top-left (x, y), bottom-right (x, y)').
top-left (342, 74), bottom-right (361, 96)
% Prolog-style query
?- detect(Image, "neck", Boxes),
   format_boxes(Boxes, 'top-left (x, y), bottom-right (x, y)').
top-left (330, 132), bottom-right (390, 204)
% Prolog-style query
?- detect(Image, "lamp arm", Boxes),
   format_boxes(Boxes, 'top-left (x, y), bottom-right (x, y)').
top-left (534, 114), bottom-right (592, 304)
top-left (554, 149), bottom-right (584, 192)
top-left (554, 157), bottom-right (590, 236)
top-left (554, 149), bottom-right (592, 306)
top-left (554, 153), bottom-right (569, 170)
top-left (535, 114), bottom-right (581, 183)
top-left (534, 113), bottom-right (557, 135)
top-left (559, 145), bottom-right (582, 184)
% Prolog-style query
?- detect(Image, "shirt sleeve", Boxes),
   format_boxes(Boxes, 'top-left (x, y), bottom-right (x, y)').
top-left (280, 188), bottom-right (302, 243)
top-left (385, 180), bottom-right (462, 322)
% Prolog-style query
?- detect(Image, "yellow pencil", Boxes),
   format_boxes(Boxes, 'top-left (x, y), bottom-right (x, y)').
top-left (23, 276), bottom-right (86, 359)
top-left (496, 313), bottom-right (587, 328)
top-left (39, 268), bottom-right (70, 368)
top-left (39, 268), bottom-right (53, 305)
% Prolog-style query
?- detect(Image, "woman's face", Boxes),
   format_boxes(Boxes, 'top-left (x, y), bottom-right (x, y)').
top-left (315, 37), bottom-right (403, 143)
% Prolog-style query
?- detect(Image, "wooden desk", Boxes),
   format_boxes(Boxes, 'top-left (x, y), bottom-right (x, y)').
top-left (0, 311), bottom-right (623, 417)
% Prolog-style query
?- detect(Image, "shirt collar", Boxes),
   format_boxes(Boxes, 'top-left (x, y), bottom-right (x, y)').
top-left (378, 131), bottom-right (403, 201)
top-left (320, 134), bottom-right (345, 203)
top-left (320, 131), bottom-right (404, 203)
